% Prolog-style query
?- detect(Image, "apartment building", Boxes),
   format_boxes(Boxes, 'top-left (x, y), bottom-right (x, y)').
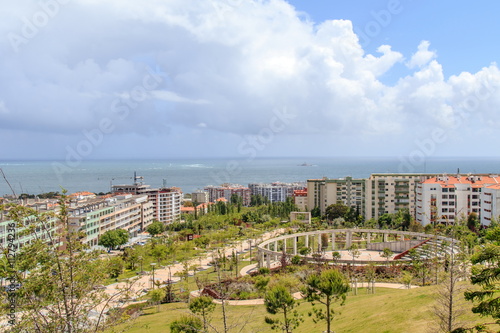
top-left (365, 174), bottom-right (436, 220)
top-left (0, 200), bottom-right (61, 250)
top-left (112, 174), bottom-right (181, 224)
top-left (481, 184), bottom-right (500, 225)
top-left (204, 184), bottom-right (251, 206)
top-left (416, 174), bottom-right (500, 226)
top-left (191, 191), bottom-right (209, 204)
top-left (306, 174), bottom-right (439, 220)
top-left (307, 177), bottom-right (366, 216)
top-left (292, 188), bottom-right (308, 211)
top-left (248, 182), bottom-right (306, 203)
top-left (68, 194), bottom-right (154, 247)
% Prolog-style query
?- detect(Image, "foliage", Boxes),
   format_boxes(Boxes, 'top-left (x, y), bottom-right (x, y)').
top-left (170, 315), bottom-right (203, 333)
top-left (149, 288), bottom-right (166, 312)
top-left (264, 285), bottom-right (302, 332)
top-left (107, 256), bottom-right (125, 278)
top-left (464, 243), bottom-right (500, 323)
top-left (98, 228), bottom-right (129, 251)
top-left (189, 296), bottom-right (216, 332)
top-left (0, 193), bottom-right (138, 332)
top-left (381, 248), bottom-right (393, 262)
top-left (147, 220), bottom-right (166, 237)
top-left (325, 203), bottom-right (349, 221)
top-left (302, 268), bottom-right (350, 333)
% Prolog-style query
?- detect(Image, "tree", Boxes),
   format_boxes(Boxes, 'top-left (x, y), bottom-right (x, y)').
top-left (189, 296), bottom-right (216, 332)
top-left (325, 203), bottom-right (349, 222)
top-left (98, 229), bottom-right (129, 251)
top-left (464, 243), bottom-right (500, 329)
top-left (147, 220), bottom-right (166, 237)
top-left (149, 288), bottom-right (166, 312)
top-left (381, 247), bottom-right (393, 264)
top-left (0, 193), bottom-right (138, 332)
top-left (170, 315), bottom-right (203, 333)
top-left (432, 249), bottom-right (467, 333)
top-left (467, 212), bottom-right (479, 233)
top-left (264, 285), bottom-right (302, 333)
top-left (302, 268), bottom-right (350, 333)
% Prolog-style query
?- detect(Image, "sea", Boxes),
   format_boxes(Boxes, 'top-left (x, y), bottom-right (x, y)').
top-left (1, 157), bottom-right (500, 196)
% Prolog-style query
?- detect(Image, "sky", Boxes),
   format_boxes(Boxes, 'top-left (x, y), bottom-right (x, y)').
top-left (1, 0), bottom-right (500, 162)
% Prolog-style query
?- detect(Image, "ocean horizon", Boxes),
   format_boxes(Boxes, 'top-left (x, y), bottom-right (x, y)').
top-left (1, 156), bottom-right (500, 196)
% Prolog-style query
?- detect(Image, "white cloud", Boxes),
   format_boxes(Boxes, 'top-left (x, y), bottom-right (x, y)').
top-left (0, 0), bottom-right (499, 158)
top-left (407, 41), bottom-right (436, 69)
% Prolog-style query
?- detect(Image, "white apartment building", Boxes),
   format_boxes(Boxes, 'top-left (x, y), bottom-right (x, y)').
top-left (481, 184), bottom-right (500, 225)
top-left (248, 182), bottom-right (305, 203)
top-left (416, 174), bottom-right (500, 226)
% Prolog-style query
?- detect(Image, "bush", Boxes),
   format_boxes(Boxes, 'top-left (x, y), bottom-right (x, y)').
top-left (259, 267), bottom-right (271, 275)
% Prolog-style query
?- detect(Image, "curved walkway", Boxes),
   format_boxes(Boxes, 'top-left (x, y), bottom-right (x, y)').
top-left (190, 262), bottom-right (418, 306)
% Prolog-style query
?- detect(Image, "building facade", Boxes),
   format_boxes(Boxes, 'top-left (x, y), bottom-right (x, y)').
top-left (68, 194), bottom-right (154, 247)
top-left (248, 182), bottom-right (306, 203)
top-left (204, 184), bottom-right (251, 206)
top-left (112, 174), bottom-right (181, 224)
top-left (307, 177), bottom-right (366, 216)
top-left (416, 174), bottom-right (500, 226)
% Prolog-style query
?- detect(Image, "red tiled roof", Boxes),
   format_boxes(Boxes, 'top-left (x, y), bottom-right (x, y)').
top-left (423, 175), bottom-right (500, 187)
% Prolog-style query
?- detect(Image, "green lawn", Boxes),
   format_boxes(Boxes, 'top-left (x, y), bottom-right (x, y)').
top-left (108, 284), bottom-right (495, 333)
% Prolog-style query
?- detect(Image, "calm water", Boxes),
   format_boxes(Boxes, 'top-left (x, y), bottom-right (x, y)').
top-left (0, 157), bottom-right (499, 196)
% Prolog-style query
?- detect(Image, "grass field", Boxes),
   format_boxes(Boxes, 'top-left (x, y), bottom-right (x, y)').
top-left (108, 283), bottom-right (495, 333)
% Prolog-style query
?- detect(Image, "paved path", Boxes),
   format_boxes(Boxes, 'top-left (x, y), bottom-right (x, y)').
top-left (190, 261), bottom-right (418, 306)
top-left (103, 229), bottom-right (286, 309)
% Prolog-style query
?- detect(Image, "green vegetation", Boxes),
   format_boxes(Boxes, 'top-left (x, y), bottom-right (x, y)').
top-left (99, 228), bottom-right (129, 251)
top-left (109, 284), bottom-right (498, 333)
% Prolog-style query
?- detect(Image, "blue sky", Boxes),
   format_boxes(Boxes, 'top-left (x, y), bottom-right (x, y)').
top-left (287, 1), bottom-right (500, 79)
top-left (1, 0), bottom-right (500, 163)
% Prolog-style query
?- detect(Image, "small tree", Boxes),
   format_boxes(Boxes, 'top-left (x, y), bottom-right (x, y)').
top-left (147, 220), bottom-right (166, 237)
top-left (189, 296), bottom-right (216, 332)
top-left (149, 288), bottom-right (166, 312)
top-left (381, 247), bottom-right (393, 264)
top-left (302, 268), bottom-right (350, 333)
top-left (264, 285), bottom-right (302, 333)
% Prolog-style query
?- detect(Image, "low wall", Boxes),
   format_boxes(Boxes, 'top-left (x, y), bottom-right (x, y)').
top-left (366, 240), bottom-right (423, 253)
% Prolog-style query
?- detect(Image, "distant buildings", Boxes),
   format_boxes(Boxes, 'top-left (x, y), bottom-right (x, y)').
top-left (248, 182), bottom-right (305, 203)
top-left (204, 184), bottom-right (251, 206)
top-left (191, 191), bottom-right (209, 204)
